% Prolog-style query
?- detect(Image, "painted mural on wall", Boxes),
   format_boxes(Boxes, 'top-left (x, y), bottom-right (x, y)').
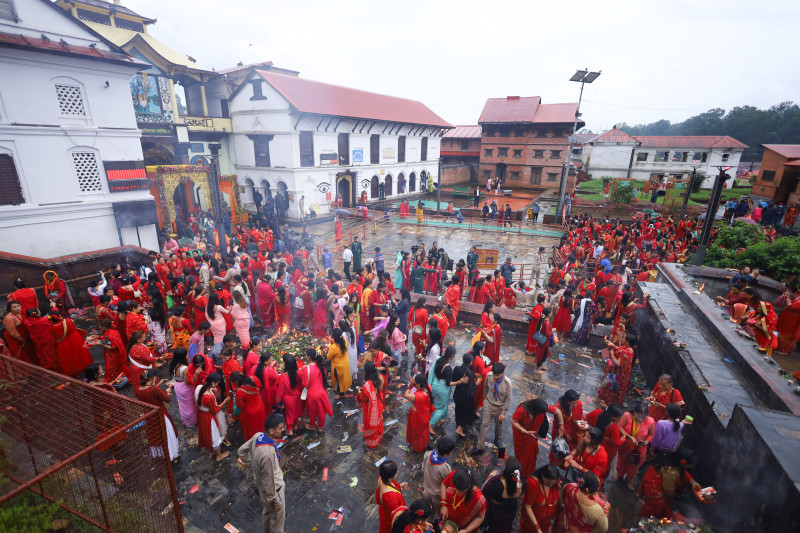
top-left (131, 73), bottom-right (162, 114)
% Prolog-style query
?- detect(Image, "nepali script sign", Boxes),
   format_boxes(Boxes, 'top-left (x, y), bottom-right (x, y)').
top-left (475, 249), bottom-right (499, 270)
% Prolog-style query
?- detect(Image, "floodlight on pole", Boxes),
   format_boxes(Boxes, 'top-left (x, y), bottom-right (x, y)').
top-left (555, 69), bottom-right (601, 223)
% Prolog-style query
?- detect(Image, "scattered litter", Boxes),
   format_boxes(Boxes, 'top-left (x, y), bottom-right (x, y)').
top-left (179, 500), bottom-right (185, 505)
top-left (291, 435), bottom-right (303, 442)
top-left (349, 476), bottom-right (359, 487)
top-left (577, 353), bottom-right (592, 359)
top-left (558, 353), bottom-right (566, 360)
top-left (335, 512), bottom-right (344, 526)
top-left (342, 431), bottom-right (349, 441)
top-left (307, 441), bottom-right (321, 450)
top-left (113, 473), bottom-right (123, 485)
top-left (398, 445), bottom-right (410, 452)
top-left (328, 511), bottom-right (339, 520)
top-left (375, 456), bottom-right (387, 467)
top-left (189, 485), bottom-right (199, 494)
top-left (538, 441), bottom-right (550, 449)
top-left (723, 358), bottom-right (734, 364)
top-left (322, 467), bottom-right (329, 481)
top-left (577, 362), bottom-right (591, 369)
top-left (223, 523), bottom-right (239, 533)
top-left (343, 409), bottom-right (358, 417)
top-left (337, 445), bottom-right (352, 453)
top-left (385, 419), bottom-right (399, 426)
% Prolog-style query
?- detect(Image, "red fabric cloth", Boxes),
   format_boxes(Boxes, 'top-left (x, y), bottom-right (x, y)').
top-left (100, 328), bottom-right (128, 383)
top-left (598, 346), bottom-right (634, 407)
top-left (50, 318), bottom-right (92, 376)
top-left (197, 391), bottom-right (222, 451)
top-left (473, 355), bottom-right (488, 409)
top-left (126, 312), bottom-right (147, 339)
top-left (357, 379), bottom-right (384, 448)
top-left (135, 384), bottom-right (175, 433)
top-left (24, 315), bottom-right (58, 371)
top-left (313, 299), bottom-right (327, 337)
top-left (274, 297), bottom-right (291, 332)
top-left (406, 390), bottom-right (433, 452)
top-left (187, 355), bottom-right (214, 387)
top-left (525, 305), bottom-right (544, 352)
top-left (375, 480), bottom-right (406, 533)
top-left (563, 401), bottom-right (585, 449)
top-left (512, 403), bottom-right (557, 477)
top-left (616, 412), bottom-right (655, 481)
top-left (444, 484), bottom-right (486, 528)
top-left (305, 364), bottom-right (333, 428)
top-left (276, 371), bottom-right (307, 432)
top-left (648, 386), bottom-right (683, 422)
top-left (236, 377), bottom-right (267, 441)
top-left (520, 476), bottom-right (559, 533)
top-left (572, 445), bottom-right (608, 480)
top-left (250, 363), bottom-right (279, 415)
top-left (445, 284), bottom-right (461, 322)
top-left (8, 288), bottom-right (38, 314)
top-left (409, 307), bottom-right (429, 355)
top-left (534, 320), bottom-right (553, 366)
top-left (128, 343), bottom-right (156, 392)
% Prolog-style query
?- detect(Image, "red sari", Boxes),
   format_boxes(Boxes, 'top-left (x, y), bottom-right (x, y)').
top-left (251, 364), bottom-right (279, 416)
top-left (408, 307), bottom-right (429, 355)
top-left (100, 328), bottom-right (128, 383)
top-left (558, 483), bottom-right (608, 533)
top-left (472, 355), bottom-right (489, 409)
top-left (50, 317), bottom-right (92, 377)
top-left (8, 288), bottom-right (38, 314)
top-left (197, 391), bottom-right (223, 451)
top-left (235, 376), bottom-right (267, 441)
top-left (126, 312), bottom-right (147, 339)
top-left (128, 343), bottom-right (156, 393)
top-left (521, 476), bottom-right (559, 533)
top-left (376, 479), bottom-right (406, 533)
top-left (305, 364), bottom-right (334, 428)
top-left (443, 483), bottom-right (487, 529)
top-left (357, 379), bottom-right (384, 449)
top-left (525, 305), bottom-right (544, 352)
top-left (512, 403), bottom-right (557, 477)
top-left (445, 284), bottom-right (461, 322)
top-left (406, 390), bottom-right (433, 452)
top-left (3, 313), bottom-right (33, 362)
top-left (24, 315), bottom-right (58, 371)
top-left (776, 294), bottom-right (800, 353)
top-left (313, 299), bottom-right (328, 337)
top-left (598, 346), bottom-right (633, 407)
top-left (274, 296), bottom-right (291, 332)
top-left (276, 371), bottom-right (307, 433)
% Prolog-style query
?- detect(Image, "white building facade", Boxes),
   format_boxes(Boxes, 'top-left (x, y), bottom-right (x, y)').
top-left (226, 70), bottom-right (451, 217)
top-left (0, 0), bottom-right (158, 257)
top-left (580, 127), bottom-right (747, 188)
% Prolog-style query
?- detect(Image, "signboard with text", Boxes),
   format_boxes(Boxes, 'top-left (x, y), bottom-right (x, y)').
top-left (352, 149), bottom-right (364, 164)
top-left (475, 248), bottom-right (499, 269)
top-left (105, 160), bottom-right (148, 193)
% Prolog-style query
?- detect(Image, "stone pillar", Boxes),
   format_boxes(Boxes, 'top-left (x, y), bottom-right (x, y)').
top-left (199, 85), bottom-right (209, 117)
top-left (168, 79), bottom-right (180, 121)
top-left (173, 143), bottom-right (191, 164)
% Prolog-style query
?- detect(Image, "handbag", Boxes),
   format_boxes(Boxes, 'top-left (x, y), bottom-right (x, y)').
top-left (294, 296), bottom-right (304, 309)
top-left (412, 325), bottom-right (424, 335)
top-left (627, 450), bottom-right (642, 465)
top-left (300, 365), bottom-right (310, 400)
top-left (537, 417), bottom-right (550, 439)
top-left (531, 318), bottom-right (547, 345)
top-left (471, 330), bottom-right (483, 346)
top-left (564, 466), bottom-right (582, 484)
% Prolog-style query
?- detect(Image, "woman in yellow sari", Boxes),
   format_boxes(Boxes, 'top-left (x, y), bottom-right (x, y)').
top-left (416, 201), bottom-right (424, 224)
top-left (327, 328), bottom-right (352, 398)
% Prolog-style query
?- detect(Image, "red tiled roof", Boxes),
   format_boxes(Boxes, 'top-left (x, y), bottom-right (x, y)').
top-left (763, 144), bottom-right (800, 159)
top-left (532, 103), bottom-right (580, 124)
top-left (634, 136), bottom-right (748, 149)
top-left (784, 160), bottom-right (800, 167)
top-left (572, 133), bottom-right (598, 144)
top-left (479, 96), bottom-right (540, 123)
top-left (590, 126), bottom-right (638, 144)
top-left (256, 71), bottom-right (452, 127)
top-left (443, 125), bottom-right (482, 138)
top-left (0, 31), bottom-right (141, 65)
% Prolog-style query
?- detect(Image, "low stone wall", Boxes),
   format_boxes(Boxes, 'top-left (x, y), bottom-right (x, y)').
top-left (406, 292), bottom-right (529, 334)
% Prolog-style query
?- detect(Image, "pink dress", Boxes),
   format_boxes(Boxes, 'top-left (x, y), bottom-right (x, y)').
top-left (205, 305), bottom-right (229, 345)
top-left (231, 304), bottom-right (251, 349)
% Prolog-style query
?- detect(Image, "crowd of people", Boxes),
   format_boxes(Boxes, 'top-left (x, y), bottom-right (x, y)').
top-left (1, 208), bottom-right (746, 533)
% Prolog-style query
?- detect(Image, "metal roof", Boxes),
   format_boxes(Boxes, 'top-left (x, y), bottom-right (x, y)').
top-left (0, 30), bottom-right (142, 66)
top-left (763, 144), bottom-right (800, 159)
top-left (634, 136), bottom-right (748, 149)
top-left (68, 0), bottom-right (155, 22)
top-left (479, 96), bottom-right (540, 123)
top-left (255, 71), bottom-right (452, 128)
top-left (443, 125), bottom-right (482, 138)
top-left (589, 126), bottom-right (638, 144)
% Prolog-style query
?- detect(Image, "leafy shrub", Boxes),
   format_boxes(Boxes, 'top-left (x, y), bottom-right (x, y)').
top-left (703, 222), bottom-right (800, 281)
top-left (611, 184), bottom-right (634, 204)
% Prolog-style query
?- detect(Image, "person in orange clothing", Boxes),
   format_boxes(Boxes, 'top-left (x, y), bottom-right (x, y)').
top-left (520, 465), bottom-right (560, 533)
top-left (585, 405), bottom-right (625, 480)
top-left (408, 298), bottom-right (429, 358)
top-left (444, 277), bottom-right (462, 322)
top-left (48, 311), bottom-right (92, 377)
top-left (125, 301), bottom-right (148, 339)
top-left (493, 270), bottom-right (505, 306)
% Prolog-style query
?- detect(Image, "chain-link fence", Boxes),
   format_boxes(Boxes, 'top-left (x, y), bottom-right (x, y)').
top-left (0, 355), bottom-right (183, 532)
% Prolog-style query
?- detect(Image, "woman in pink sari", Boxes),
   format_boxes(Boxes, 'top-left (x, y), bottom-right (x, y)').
top-left (231, 292), bottom-right (251, 349)
top-left (357, 361), bottom-right (385, 449)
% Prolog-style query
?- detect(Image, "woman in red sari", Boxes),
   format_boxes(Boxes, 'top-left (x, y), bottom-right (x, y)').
top-left (566, 428), bottom-right (608, 481)
top-left (744, 300), bottom-right (778, 351)
top-left (512, 398), bottom-right (564, 478)
top-left (125, 301), bottom-right (148, 340)
top-left (521, 465), bottom-right (560, 533)
top-left (357, 361), bottom-right (385, 449)
top-left (49, 312), bottom-right (92, 377)
top-left (3, 301), bottom-right (34, 362)
top-left (196, 373), bottom-right (230, 461)
top-left (532, 308), bottom-right (553, 369)
top-left (127, 330), bottom-right (156, 393)
top-left (9, 279), bottom-right (39, 314)
top-left (97, 318), bottom-right (127, 383)
top-left (257, 276), bottom-right (275, 327)
top-left (231, 372), bottom-right (266, 441)
top-left (376, 460), bottom-right (407, 533)
top-left (408, 299), bottom-right (429, 358)
top-left (43, 271), bottom-right (71, 317)
top-left (334, 215), bottom-right (342, 241)
top-left (552, 290), bottom-right (573, 335)
top-left (313, 293), bottom-right (328, 337)
top-left (616, 401), bottom-right (655, 491)
top-left (276, 354), bottom-right (307, 436)
top-left (493, 270), bottom-right (505, 306)
top-left (135, 369), bottom-right (179, 461)
top-left (251, 353), bottom-right (279, 415)
top-left (403, 373), bottom-right (434, 452)
top-left (303, 348), bottom-right (334, 431)
top-left (440, 469), bottom-right (486, 533)
top-left (402, 253), bottom-right (412, 290)
top-left (585, 406), bottom-right (625, 480)
top-left (24, 309), bottom-right (58, 371)
top-left (555, 472), bottom-right (609, 533)
top-left (274, 286), bottom-right (291, 333)
top-left (191, 287), bottom-right (208, 330)
top-left (598, 333), bottom-right (635, 408)
top-left (776, 287), bottom-right (800, 353)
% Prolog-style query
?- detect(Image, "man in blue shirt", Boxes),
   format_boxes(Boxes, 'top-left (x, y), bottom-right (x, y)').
top-left (374, 247), bottom-right (385, 280)
top-left (322, 246), bottom-right (333, 270)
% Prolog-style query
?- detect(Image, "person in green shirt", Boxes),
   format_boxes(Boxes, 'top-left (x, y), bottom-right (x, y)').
top-left (410, 260), bottom-right (436, 294)
top-left (351, 236), bottom-right (363, 272)
top-left (466, 246), bottom-right (479, 284)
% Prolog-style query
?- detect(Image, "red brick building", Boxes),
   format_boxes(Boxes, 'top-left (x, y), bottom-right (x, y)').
top-left (440, 125), bottom-right (481, 185)
top-left (478, 96), bottom-right (582, 188)
top-left (751, 144), bottom-right (800, 204)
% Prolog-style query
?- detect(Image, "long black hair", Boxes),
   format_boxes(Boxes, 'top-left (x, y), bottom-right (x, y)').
top-left (307, 348), bottom-right (328, 388)
top-left (169, 348), bottom-right (189, 376)
top-left (338, 319), bottom-right (355, 346)
top-left (255, 354), bottom-right (271, 386)
top-left (413, 296), bottom-right (426, 310)
top-left (364, 361), bottom-right (381, 391)
top-left (434, 346), bottom-right (456, 380)
top-left (425, 328), bottom-right (442, 357)
top-left (331, 327), bottom-right (347, 353)
top-left (206, 292), bottom-right (220, 319)
top-left (390, 500), bottom-right (432, 533)
top-left (595, 405), bottom-right (623, 434)
top-left (284, 354), bottom-right (298, 389)
top-left (451, 469), bottom-right (476, 502)
top-left (413, 373), bottom-right (434, 410)
top-left (558, 389), bottom-right (580, 417)
top-left (502, 456), bottom-right (523, 495)
top-left (196, 372), bottom-right (222, 406)
top-left (665, 403), bottom-right (681, 431)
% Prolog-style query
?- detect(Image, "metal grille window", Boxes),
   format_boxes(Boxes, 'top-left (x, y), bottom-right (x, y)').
top-left (72, 152), bottom-right (102, 192)
top-left (0, 154), bottom-right (24, 205)
top-left (0, 0), bottom-right (17, 21)
top-left (55, 85), bottom-right (86, 116)
top-left (76, 8), bottom-right (111, 25)
top-left (547, 172), bottom-right (559, 182)
top-left (497, 147), bottom-right (509, 157)
top-left (299, 131), bottom-right (314, 167)
top-left (114, 18), bottom-right (145, 32)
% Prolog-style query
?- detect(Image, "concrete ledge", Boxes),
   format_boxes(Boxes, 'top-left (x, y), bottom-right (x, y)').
top-left (406, 292), bottom-right (530, 334)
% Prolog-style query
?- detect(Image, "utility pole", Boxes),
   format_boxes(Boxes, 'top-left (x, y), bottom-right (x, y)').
top-left (556, 70), bottom-right (600, 219)
top-left (693, 167), bottom-right (729, 266)
top-left (208, 143), bottom-right (229, 255)
top-left (680, 167), bottom-right (697, 220)
top-left (626, 144), bottom-right (638, 179)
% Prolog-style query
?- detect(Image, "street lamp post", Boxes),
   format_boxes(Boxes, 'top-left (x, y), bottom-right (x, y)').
top-left (556, 69), bottom-right (601, 222)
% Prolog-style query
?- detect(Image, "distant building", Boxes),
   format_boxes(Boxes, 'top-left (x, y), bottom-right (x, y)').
top-left (751, 145), bottom-right (800, 204)
top-left (440, 126), bottom-right (481, 186)
top-left (0, 0), bottom-right (159, 256)
top-left (578, 127), bottom-right (747, 188)
top-left (227, 70), bottom-right (451, 216)
top-left (478, 96), bottom-right (582, 189)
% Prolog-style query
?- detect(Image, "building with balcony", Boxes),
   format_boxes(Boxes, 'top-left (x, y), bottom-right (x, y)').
top-left (0, 0), bottom-right (159, 256)
top-left (440, 125), bottom-right (481, 185)
top-left (578, 126), bottom-right (747, 188)
top-left (478, 96), bottom-right (582, 188)
top-left (750, 145), bottom-right (800, 204)
top-left (227, 70), bottom-right (451, 217)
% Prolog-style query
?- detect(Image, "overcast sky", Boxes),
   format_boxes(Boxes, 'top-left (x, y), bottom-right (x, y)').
top-left (124, 0), bottom-right (798, 132)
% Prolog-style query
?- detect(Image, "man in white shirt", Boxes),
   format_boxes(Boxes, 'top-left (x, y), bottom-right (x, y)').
top-left (342, 247), bottom-right (353, 281)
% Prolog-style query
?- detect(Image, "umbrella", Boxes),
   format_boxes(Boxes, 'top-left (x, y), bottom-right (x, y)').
top-left (697, 210), bottom-right (724, 220)
top-left (333, 208), bottom-right (351, 216)
top-left (734, 217), bottom-right (757, 225)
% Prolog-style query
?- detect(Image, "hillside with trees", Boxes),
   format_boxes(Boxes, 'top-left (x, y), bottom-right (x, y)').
top-left (617, 102), bottom-right (800, 162)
